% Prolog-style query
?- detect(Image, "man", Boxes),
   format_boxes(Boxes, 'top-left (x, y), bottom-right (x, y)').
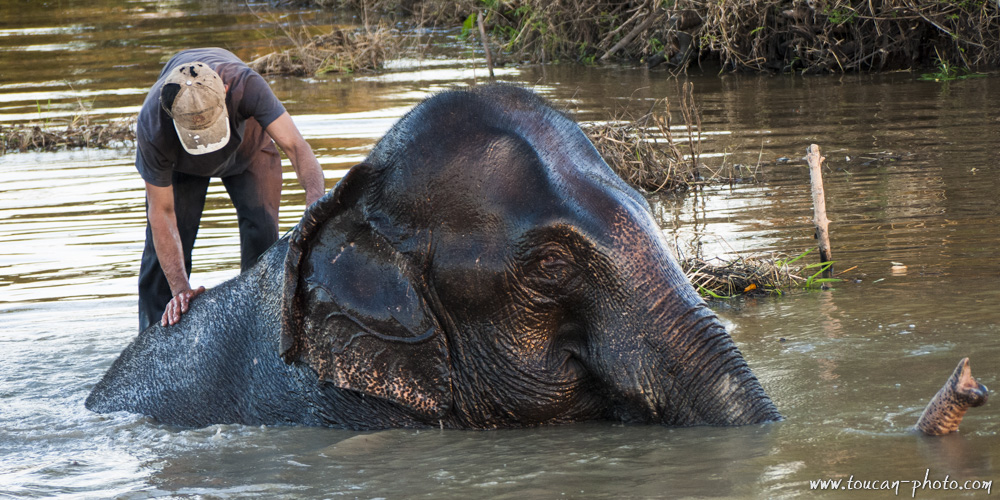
top-left (135, 48), bottom-right (325, 331)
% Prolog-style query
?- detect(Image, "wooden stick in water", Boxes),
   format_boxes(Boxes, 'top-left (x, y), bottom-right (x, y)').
top-left (477, 13), bottom-right (495, 80)
top-left (806, 144), bottom-right (833, 278)
top-left (916, 357), bottom-right (989, 436)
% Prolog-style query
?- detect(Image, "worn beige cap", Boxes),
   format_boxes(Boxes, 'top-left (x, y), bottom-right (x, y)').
top-left (160, 62), bottom-right (230, 155)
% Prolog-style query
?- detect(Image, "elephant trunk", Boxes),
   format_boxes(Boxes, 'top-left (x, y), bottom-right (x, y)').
top-left (595, 299), bottom-right (781, 426)
top-left (667, 308), bottom-right (781, 425)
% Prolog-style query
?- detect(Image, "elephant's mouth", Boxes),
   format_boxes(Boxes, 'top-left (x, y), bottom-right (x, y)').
top-left (559, 350), bottom-right (589, 384)
top-left (554, 323), bottom-right (591, 378)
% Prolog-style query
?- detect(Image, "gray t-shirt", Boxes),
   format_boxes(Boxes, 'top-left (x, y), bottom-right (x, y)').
top-left (136, 48), bottom-right (287, 187)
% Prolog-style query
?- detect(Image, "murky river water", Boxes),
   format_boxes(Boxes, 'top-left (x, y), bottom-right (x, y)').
top-left (2, 1), bottom-right (998, 498)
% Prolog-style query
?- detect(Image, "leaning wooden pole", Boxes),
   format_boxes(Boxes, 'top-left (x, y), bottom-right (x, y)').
top-left (477, 12), bottom-right (495, 80)
top-left (806, 144), bottom-right (833, 278)
top-left (599, 7), bottom-right (666, 61)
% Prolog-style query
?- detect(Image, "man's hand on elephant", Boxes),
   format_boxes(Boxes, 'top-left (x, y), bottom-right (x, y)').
top-left (161, 286), bottom-right (206, 327)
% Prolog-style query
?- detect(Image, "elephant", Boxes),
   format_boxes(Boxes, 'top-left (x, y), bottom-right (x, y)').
top-left (86, 84), bottom-right (781, 429)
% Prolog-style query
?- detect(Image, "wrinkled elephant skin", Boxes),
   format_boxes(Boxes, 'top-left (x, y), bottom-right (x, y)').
top-left (86, 85), bottom-right (780, 429)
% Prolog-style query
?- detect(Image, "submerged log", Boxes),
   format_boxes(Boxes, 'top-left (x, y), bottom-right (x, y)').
top-left (916, 358), bottom-right (989, 436)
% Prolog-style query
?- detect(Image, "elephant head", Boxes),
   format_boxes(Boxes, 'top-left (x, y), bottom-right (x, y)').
top-left (278, 84), bottom-right (780, 428)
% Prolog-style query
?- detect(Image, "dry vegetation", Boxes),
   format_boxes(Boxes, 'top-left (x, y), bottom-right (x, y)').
top-left (583, 82), bottom-right (756, 194)
top-left (585, 115), bottom-right (690, 192)
top-left (684, 256), bottom-right (800, 298)
top-left (248, 23), bottom-right (399, 76)
top-left (0, 116), bottom-right (135, 155)
top-left (583, 85), bottom-right (799, 298)
top-left (683, 247), bottom-right (845, 299)
top-left (698, 0), bottom-right (1000, 72)
top-left (314, 0), bottom-right (1000, 72)
top-left (583, 82), bottom-right (710, 193)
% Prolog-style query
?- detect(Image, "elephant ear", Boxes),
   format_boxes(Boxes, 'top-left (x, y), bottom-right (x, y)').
top-left (280, 164), bottom-right (452, 419)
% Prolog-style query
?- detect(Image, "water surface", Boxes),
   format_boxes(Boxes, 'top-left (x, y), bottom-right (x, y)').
top-left (1, 1), bottom-right (998, 497)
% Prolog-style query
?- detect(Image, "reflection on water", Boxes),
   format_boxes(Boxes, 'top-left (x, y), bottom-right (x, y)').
top-left (1, 0), bottom-right (999, 497)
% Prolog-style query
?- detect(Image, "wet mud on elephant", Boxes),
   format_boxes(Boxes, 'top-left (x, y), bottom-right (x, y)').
top-left (86, 84), bottom-right (781, 429)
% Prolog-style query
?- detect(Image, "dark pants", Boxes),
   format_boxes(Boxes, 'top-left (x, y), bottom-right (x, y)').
top-left (138, 122), bottom-right (282, 332)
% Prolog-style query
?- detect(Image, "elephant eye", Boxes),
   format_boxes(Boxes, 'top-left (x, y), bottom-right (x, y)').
top-left (539, 253), bottom-right (566, 269)
top-left (527, 244), bottom-right (575, 282)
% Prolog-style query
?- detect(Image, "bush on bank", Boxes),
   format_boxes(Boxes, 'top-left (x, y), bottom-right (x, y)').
top-left (312, 0), bottom-right (1000, 72)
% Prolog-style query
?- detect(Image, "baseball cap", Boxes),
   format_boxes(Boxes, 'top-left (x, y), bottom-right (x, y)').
top-left (160, 62), bottom-right (230, 155)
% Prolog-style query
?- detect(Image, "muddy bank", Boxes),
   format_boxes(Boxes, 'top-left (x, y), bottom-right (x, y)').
top-left (313, 0), bottom-right (1000, 73)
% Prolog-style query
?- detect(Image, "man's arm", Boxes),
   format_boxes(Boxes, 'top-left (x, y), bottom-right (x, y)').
top-left (146, 182), bottom-right (205, 326)
top-left (264, 112), bottom-right (325, 207)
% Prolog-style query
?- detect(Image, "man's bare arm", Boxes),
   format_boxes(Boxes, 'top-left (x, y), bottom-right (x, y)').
top-left (265, 112), bottom-right (325, 207)
top-left (145, 182), bottom-right (205, 326)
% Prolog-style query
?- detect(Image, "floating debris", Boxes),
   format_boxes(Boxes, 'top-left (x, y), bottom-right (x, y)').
top-left (584, 117), bottom-right (691, 193)
top-left (684, 255), bottom-right (799, 299)
top-left (684, 256), bottom-right (788, 299)
top-left (1, 116), bottom-right (136, 155)
top-left (248, 25), bottom-right (398, 76)
top-left (683, 247), bottom-right (849, 299)
top-left (583, 83), bottom-right (755, 193)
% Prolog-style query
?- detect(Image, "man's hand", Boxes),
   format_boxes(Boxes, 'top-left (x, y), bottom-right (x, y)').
top-left (146, 182), bottom-right (205, 327)
top-left (161, 286), bottom-right (206, 326)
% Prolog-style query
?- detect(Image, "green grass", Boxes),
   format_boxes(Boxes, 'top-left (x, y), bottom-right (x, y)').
top-left (919, 50), bottom-right (988, 82)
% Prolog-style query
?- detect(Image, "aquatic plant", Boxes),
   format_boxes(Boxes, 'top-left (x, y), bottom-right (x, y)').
top-left (919, 49), bottom-right (988, 82)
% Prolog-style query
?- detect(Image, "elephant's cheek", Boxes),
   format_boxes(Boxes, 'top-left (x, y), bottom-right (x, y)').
top-left (432, 260), bottom-right (506, 314)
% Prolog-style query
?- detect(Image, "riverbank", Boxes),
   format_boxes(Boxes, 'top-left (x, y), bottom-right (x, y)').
top-left (311, 0), bottom-right (1000, 73)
